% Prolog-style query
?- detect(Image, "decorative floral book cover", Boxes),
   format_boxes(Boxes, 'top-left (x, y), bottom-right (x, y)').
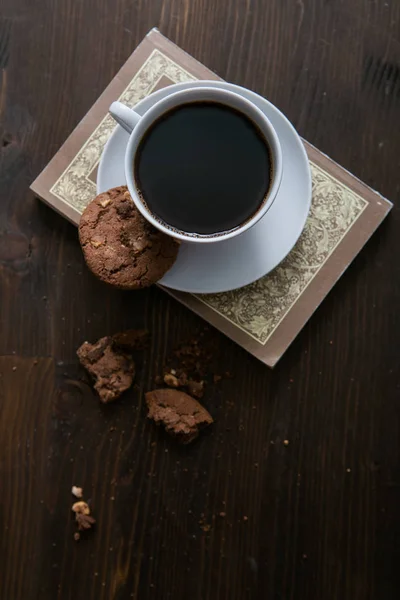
top-left (30, 28), bottom-right (392, 368)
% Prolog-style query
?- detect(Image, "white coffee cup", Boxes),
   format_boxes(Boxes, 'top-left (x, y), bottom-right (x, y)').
top-left (109, 84), bottom-right (283, 244)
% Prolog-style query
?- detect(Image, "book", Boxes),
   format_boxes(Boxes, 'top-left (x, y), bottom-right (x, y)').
top-left (30, 28), bottom-right (392, 367)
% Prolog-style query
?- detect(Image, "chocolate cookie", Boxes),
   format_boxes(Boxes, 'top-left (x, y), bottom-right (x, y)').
top-left (79, 186), bottom-right (179, 289)
top-left (77, 334), bottom-right (136, 403)
top-left (145, 388), bottom-right (213, 444)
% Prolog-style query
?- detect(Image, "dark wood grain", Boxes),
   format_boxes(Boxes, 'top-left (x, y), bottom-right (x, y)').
top-left (0, 1), bottom-right (399, 599)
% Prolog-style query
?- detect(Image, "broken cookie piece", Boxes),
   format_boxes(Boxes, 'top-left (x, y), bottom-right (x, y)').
top-left (145, 388), bottom-right (213, 444)
top-left (77, 335), bottom-right (135, 403)
top-left (71, 500), bottom-right (96, 538)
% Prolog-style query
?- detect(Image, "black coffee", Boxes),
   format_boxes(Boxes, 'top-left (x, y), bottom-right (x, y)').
top-left (135, 101), bottom-right (272, 235)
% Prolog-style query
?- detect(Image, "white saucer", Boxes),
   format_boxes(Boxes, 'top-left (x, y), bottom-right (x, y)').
top-left (98, 81), bottom-right (312, 294)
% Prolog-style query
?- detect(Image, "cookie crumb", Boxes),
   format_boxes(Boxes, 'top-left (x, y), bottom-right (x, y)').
top-left (243, 516), bottom-right (248, 522)
top-left (164, 373), bottom-right (180, 388)
top-left (76, 512), bottom-right (96, 531)
top-left (72, 501), bottom-right (90, 515)
top-left (71, 486), bottom-right (83, 498)
top-left (74, 532), bottom-right (80, 541)
top-left (72, 501), bottom-right (96, 536)
top-left (186, 379), bottom-right (204, 399)
top-left (111, 329), bottom-right (149, 351)
top-left (283, 439), bottom-right (290, 446)
top-left (159, 333), bottom-right (213, 396)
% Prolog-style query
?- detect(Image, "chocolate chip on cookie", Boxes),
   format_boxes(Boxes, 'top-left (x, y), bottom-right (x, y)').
top-left (79, 186), bottom-right (179, 289)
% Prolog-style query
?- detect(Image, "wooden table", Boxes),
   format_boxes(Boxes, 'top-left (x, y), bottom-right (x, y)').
top-left (1, 1), bottom-right (399, 598)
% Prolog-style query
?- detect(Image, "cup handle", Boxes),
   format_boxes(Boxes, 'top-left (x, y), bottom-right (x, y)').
top-left (109, 101), bottom-right (141, 133)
